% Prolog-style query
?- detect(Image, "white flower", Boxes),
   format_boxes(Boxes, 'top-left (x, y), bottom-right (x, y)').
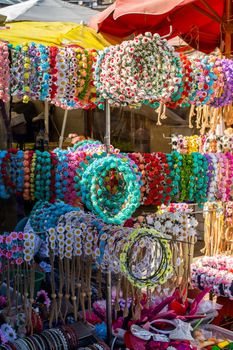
top-left (146, 216), bottom-right (154, 225)
top-left (153, 221), bottom-right (162, 230)
top-left (165, 221), bottom-right (173, 229)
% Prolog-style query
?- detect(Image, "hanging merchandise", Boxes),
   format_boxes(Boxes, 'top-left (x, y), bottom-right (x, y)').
top-left (202, 202), bottom-right (233, 256)
top-left (171, 134), bottom-right (233, 154)
top-left (79, 155), bottom-right (141, 224)
top-left (3, 144), bottom-right (233, 208)
top-left (94, 32), bottom-right (181, 107)
top-left (1, 32), bottom-right (233, 112)
top-left (128, 152), bottom-right (172, 206)
top-left (192, 255), bottom-right (233, 299)
top-left (9, 43), bottom-right (97, 109)
top-left (0, 200), bottom-right (194, 330)
top-left (0, 41), bottom-right (10, 102)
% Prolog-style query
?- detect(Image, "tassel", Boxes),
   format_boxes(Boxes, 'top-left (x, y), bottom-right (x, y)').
top-left (97, 269), bottom-right (102, 299)
top-left (114, 276), bottom-right (121, 313)
top-left (160, 104), bottom-right (167, 120)
top-left (58, 258), bottom-right (65, 322)
top-left (71, 257), bottom-right (77, 321)
top-left (64, 258), bottom-right (71, 321)
top-left (156, 103), bottom-right (162, 125)
top-left (49, 253), bottom-right (57, 327)
top-left (76, 256), bottom-right (81, 315)
top-left (86, 257), bottom-right (92, 316)
top-left (188, 105), bottom-right (195, 128)
top-left (123, 280), bottom-right (129, 318)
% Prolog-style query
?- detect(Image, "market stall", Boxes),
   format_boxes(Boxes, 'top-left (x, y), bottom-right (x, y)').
top-left (0, 29), bottom-right (233, 350)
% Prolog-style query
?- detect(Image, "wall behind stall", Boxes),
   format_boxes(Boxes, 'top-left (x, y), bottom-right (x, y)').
top-left (33, 101), bottom-right (85, 143)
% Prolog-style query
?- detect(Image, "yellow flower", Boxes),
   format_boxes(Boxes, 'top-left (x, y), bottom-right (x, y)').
top-left (74, 229), bottom-right (81, 236)
top-left (85, 248), bottom-right (92, 255)
top-left (75, 236), bottom-right (81, 244)
top-left (76, 249), bottom-right (82, 256)
top-left (24, 233), bottom-right (29, 240)
top-left (86, 242), bottom-right (92, 248)
top-left (66, 239), bottom-right (72, 246)
top-left (58, 233), bottom-right (64, 241)
top-left (49, 235), bottom-right (55, 242)
top-left (57, 226), bottom-right (64, 233)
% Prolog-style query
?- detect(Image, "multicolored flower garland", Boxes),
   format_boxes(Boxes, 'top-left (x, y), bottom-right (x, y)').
top-left (171, 134), bottom-right (233, 154)
top-left (80, 155), bottom-right (141, 224)
top-left (5, 33), bottom-right (233, 109)
top-left (1, 146), bottom-right (233, 208)
top-left (94, 32), bottom-right (181, 106)
top-left (120, 228), bottom-right (173, 288)
top-left (9, 43), bottom-right (98, 109)
top-left (192, 255), bottom-right (233, 299)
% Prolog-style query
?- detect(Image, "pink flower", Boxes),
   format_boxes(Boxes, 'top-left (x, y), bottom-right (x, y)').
top-left (18, 233), bottom-right (24, 241)
top-left (10, 232), bottom-right (17, 240)
top-left (16, 257), bottom-right (23, 265)
top-left (5, 236), bottom-right (12, 244)
top-left (6, 251), bottom-right (12, 259)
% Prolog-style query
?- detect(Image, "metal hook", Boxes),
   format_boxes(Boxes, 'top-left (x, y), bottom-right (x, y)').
top-left (162, 133), bottom-right (172, 140)
top-left (161, 25), bottom-right (173, 39)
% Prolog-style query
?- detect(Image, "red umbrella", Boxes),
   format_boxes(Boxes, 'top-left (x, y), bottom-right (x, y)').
top-left (89, 0), bottom-right (226, 53)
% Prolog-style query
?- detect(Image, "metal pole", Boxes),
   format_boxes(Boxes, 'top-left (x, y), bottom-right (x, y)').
top-left (104, 100), bottom-right (112, 344)
top-left (104, 100), bottom-right (111, 153)
top-left (106, 271), bottom-right (112, 344)
top-left (59, 109), bottom-right (68, 149)
top-left (44, 101), bottom-right (49, 137)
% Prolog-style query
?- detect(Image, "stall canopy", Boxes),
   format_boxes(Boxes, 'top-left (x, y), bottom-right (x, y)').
top-left (0, 0), bottom-right (119, 48)
top-left (0, 21), bottom-right (118, 48)
top-left (89, 0), bottom-right (225, 53)
top-left (0, 0), bottom-right (97, 23)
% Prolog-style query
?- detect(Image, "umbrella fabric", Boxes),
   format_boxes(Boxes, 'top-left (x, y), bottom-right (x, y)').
top-left (0, 21), bottom-right (115, 48)
top-left (89, 0), bottom-right (224, 53)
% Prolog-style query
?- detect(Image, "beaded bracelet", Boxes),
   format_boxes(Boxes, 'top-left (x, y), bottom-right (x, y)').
top-left (192, 152), bottom-right (209, 206)
top-left (30, 152), bottom-right (37, 201)
top-left (225, 152), bottom-right (233, 201)
top-left (166, 151), bottom-right (182, 200)
top-left (23, 150), bottom-right (33, 200)
top-left (217, 153), bottom-right (228, 201)
top-left (49, 151), bottom-right (57, 202)
top-left (179, 154), bottom-right (193, 202)
top-left (15, 149), bottom-right (24, 195)
top-left (49, 46), bottom-right (58, 101)
top-left (38, 44), bottom-right (50, 101)
top-left (179, 54), bottom-right (193, 107)
top-left (206, 153), bottom-right (218, 201)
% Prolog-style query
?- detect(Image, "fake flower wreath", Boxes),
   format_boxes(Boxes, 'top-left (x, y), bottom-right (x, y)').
top-left (95, 32), bottom-right (181, 106)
